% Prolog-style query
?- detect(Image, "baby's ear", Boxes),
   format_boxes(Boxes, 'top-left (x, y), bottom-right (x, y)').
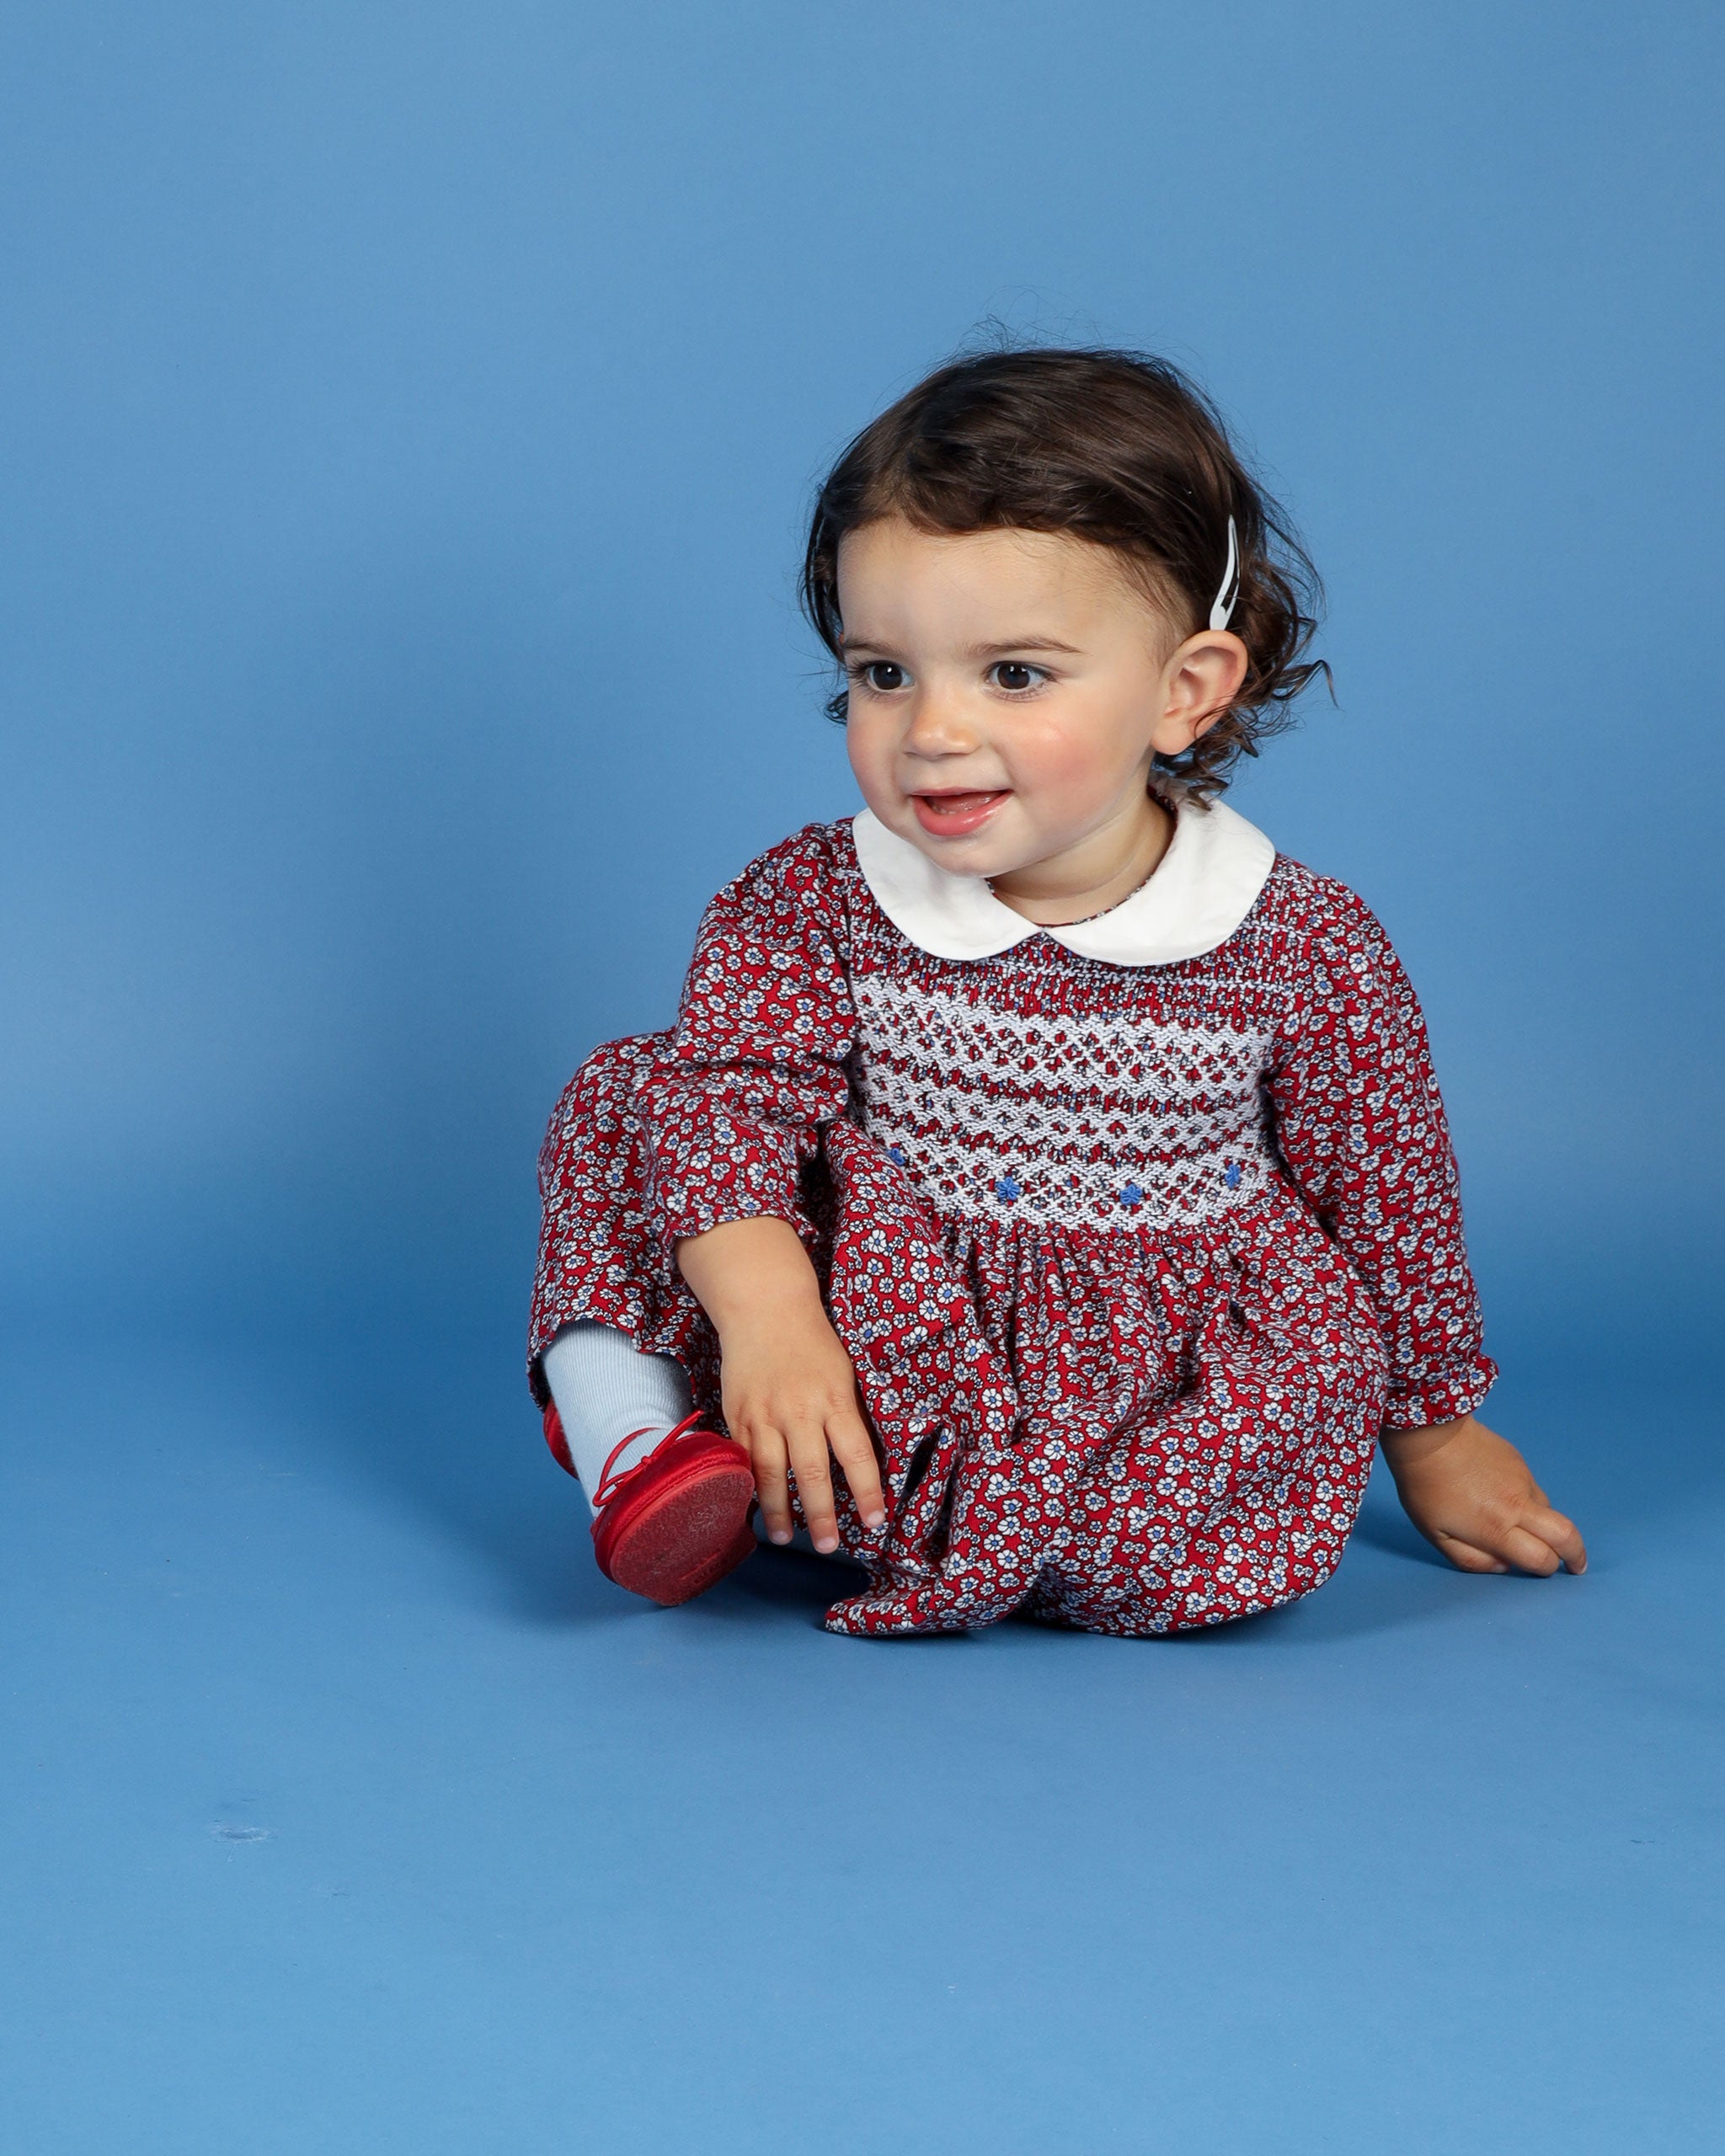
top-left (1151, 630), bottom-right (1249, 753)
top-left (1148, 707), bottom-right (1206, 756)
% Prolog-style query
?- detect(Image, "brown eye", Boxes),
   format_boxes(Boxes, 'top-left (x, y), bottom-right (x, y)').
top-left (990, 661), bottom-right (1044, 692)
top-left (862, 661), bottom-right (907, 692)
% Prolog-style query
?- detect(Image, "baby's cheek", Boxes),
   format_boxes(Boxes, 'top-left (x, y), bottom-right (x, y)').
top-left (845, 716), bottom-right (895, 806)
top-left (1008, 734), bottom-right (1137, 827)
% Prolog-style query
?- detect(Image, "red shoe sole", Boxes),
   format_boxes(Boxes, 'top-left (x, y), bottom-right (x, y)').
top-left (592, 1441), bottom-right (758, 1607)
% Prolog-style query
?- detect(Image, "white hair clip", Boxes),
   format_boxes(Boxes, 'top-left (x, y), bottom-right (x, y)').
top-left (1208, 515), bottom-right (1241, 631)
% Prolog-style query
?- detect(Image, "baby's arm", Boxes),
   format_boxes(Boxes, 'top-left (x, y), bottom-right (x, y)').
top-left (1381, 1415), bottom-right (1586, 1575)
top-left (633, 828), bottom-right (882, 1550)
top-left (677, 1216), bottom-right (887, 1554)
top-left (1264, 883), bottom-right (1586, 1580)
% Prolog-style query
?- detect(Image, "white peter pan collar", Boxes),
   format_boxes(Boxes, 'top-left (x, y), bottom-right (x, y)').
top-left (850, 796), bottom-right (1276, 967)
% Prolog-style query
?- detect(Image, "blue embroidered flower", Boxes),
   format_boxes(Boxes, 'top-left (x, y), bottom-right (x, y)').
top-left (1119, 1182), bottom-right (1144, 1210)
top-left (886, 1145), bottom-right (907, 1166)
top-left (1224, 1162), bottom-right (1242, 1189)
top-left (995, 1173), bottom-right (1022, 1203)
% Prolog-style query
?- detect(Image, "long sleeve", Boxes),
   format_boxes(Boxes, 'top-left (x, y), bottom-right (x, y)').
top-left (1266, 882), bottom-right (1496, 1428)
top-left (630, 825), bottom-right (859, 1252)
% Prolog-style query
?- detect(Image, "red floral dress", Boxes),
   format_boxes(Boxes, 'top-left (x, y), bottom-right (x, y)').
top-left (529, 808), bottom-right (1493, 1637)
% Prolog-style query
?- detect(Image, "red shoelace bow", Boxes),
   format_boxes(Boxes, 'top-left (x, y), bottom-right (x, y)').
top-left (590, 1409), bottom-right (713, 1511)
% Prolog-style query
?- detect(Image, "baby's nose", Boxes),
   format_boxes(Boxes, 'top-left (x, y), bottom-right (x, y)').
top-left (903, 687), bottom-right (981, 755)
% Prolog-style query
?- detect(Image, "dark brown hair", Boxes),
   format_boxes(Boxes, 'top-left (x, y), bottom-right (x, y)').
top-left (800, 345), bottom-right (1328, 801)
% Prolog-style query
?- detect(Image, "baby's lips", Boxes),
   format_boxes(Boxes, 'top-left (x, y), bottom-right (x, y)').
top-left (910, 787), bottom-right (1011, 835)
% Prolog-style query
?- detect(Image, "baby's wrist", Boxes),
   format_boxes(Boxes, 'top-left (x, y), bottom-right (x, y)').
top-left (676, 1213), bottom-right (824, 1335)
top-left (1380, 1414), bottom-right (1473, 1470)
top-left (713, 1294), bottom-right (831, 1353)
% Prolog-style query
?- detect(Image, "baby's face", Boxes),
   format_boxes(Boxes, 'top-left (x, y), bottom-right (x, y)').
top-left (837, 518), bottom-right (1204, 901)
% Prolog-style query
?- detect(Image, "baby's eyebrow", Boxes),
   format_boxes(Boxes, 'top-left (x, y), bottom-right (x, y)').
top-left (836, 632), bottom-right (1083, 657)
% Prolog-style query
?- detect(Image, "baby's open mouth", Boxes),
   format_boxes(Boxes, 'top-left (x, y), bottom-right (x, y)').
top-left (911, 789), bottom-right (1009, 836)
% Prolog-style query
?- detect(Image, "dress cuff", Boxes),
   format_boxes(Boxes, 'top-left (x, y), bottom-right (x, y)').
top-left (1382, 1354), bottom-right (1498, 1432)
top-left (649, 1150), bottom-right (820, 1274)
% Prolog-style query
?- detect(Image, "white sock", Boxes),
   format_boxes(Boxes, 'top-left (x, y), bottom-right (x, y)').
top-left (540, 1322), bottom-right (696, 1518)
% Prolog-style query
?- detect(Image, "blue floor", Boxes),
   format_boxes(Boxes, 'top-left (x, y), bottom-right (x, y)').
top-left (4, 1323), bottom-right (1720, 2155)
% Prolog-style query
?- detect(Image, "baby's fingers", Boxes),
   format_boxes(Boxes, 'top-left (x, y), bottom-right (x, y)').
top-left (1497, 1524), bottom-right (1566, 1577)
top-left (1498, 1512), bottom-right (1588, 1577)
top-left (1432, 1532), bottom-right (1509, 1575)
top-left (827, 1408), bottom-right (886, 1532)
top-left (749, 1426), bottom-right (795, 1546)
top-left (1527, 1503), bottom-right (1588, 1574)
top-left (786, 1426), bottom-right (841, 1555)
top-left (1435, 1516), bottom-right (1587, 1578)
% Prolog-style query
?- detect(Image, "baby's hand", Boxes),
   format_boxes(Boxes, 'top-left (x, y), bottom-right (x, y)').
top-left (1380, 1414), bottom-right (1587, 1577)
top-left (716, 1305), bottom-right (886, 1554)
top-left (675, 1214), bottom-right (886, 1554)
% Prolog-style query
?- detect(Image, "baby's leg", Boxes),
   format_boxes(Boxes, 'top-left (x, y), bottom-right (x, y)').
top-left (530, 1037), bottom-right (755, 1604)
top-left (540, 1321), bottom-right (695, 1517)
top-left (530, 1033), bottom-right (723, 1415)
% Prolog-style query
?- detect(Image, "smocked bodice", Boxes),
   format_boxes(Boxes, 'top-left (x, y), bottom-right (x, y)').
top-left (849, 961), bottom-right (1279, 1233)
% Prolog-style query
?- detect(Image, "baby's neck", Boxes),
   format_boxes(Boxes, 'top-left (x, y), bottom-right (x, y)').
top-left (988, 793), bottom-right (1175, 927)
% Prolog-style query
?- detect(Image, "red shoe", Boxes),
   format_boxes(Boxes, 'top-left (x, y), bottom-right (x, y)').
top-left (543, 1404), bottom-right (756, 1606)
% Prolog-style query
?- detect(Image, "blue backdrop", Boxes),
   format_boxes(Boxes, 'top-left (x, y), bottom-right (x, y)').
top-left (3, 6), bottom-right (1722, 2153)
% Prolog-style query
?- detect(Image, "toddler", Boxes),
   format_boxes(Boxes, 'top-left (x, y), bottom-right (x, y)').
top-left (528, 347), bottom-right (1586, 1636)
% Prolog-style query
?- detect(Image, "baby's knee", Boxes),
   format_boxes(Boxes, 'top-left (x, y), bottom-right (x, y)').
top-left (569, 1031), bottom-right (669, 1107)
top-left (541, 1032), bottom-right (669, 1158)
